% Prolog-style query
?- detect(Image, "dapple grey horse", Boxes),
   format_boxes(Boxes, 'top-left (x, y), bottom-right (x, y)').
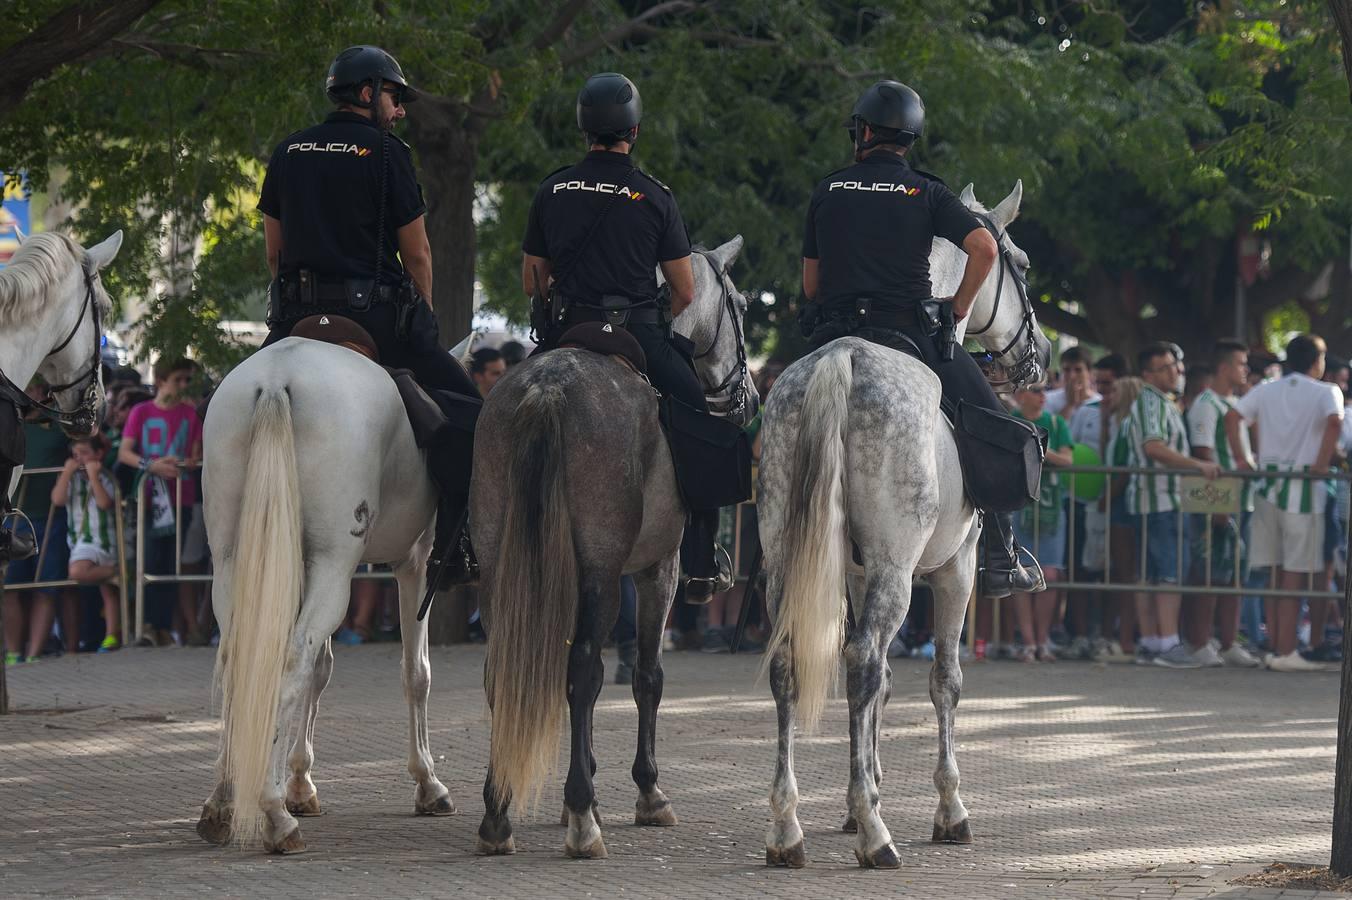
top-left (758, 182), bottom-right (1051, 868)
top-left (472, 237), bottom-right (757, 859)
top-left (197, 337), bottom-right (456, 853)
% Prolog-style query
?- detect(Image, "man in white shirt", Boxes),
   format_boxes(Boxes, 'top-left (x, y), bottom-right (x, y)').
top-left (1225, 333), bottom-right (1344, 672)
top-left (1046, 346), bottom-right (1100, 421)
top-left (1185, 340), bottom-right (1261, 667)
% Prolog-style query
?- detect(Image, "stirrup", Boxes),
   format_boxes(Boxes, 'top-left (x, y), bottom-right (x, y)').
top-left (0, 510), bottom-right (36, 563)
top-left (684, 544), bottom-right (734, 605)
top-left (979, 547), bottom-right (1046, 599)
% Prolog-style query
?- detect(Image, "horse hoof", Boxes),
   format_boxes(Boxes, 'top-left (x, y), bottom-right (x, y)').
top-left (854, 842), bottom-right (901, 869)
top-left (286, 794), bottom-right (322, 817)
top-left (634, 799), bottom-right (678, 827)
top-left (196, 811), bottom-right (231, 845)
top-left (932, 819), bottom-right (974, 844)
top-left (565, 836), bottom-right (608, 859)
top-left (766, 841), bottom-right (807, 868)
top-left (476, 835), bottom-right (516, 855)
top-left (842, 815), bottom-right (857, 833)
top-left (416, 793), bottom-right (456, 817)
top-left (265, 825), bottom-right (307, 855)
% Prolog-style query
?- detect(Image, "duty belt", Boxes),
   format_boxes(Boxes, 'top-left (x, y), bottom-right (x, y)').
top-left (278, 270), bottom-right (398, 307)
top-left (556, 293), bottom-right (667, 328)
top-left (823, 297), bottom-right (930, 333)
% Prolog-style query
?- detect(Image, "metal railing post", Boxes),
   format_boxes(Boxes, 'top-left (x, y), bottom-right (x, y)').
top-left (134, 482), bottom-right (145, 646)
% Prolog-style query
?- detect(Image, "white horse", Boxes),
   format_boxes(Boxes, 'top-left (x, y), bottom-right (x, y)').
top-left (1, 230), bottom-right (122, 504)
top-left (197, 335), bottom-right (456, 853)
top-left (758, 181), bottom-right (1051, 868)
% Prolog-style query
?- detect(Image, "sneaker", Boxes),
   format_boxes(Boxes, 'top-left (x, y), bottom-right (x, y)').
top-left (1066, 636), bottom-right (1093, 661)
top-left (98, 634), bottom-right (120, 653)
top-left (135, 623), bottom-right (158, 648)
top-left (701, 626), bottom-right (730, 654)
top-left (1134, 646), bottom-right (1157, 666)
top-left (1267, 650), bottom-right (1328, 672)
top-left (1036, 643), bottom-right (1057, 663)
top-left (333, 627), bottom-right (364, 647)
top-left (662, 629), bottom-right (678, 652)
top-left (1190, 642), bottom-right (1224, 667)
top-left (4, 651), bottom-right (19, 666)
top-left (1304, 642), bottom-right (1343, 663)
top-left (1218, 643), bottom-right (1262, 668)
top-left (1154, 643), bottom-right (1203, 669)
top-left (887, 636), bottom-right (908, 658)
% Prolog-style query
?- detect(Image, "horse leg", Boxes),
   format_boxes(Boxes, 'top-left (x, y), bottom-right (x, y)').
top-left (261, 565), bottom-right (354, 854)
top-left (394, 557), bottom-right (455, 816)
top-left (562, 580), bottom-right (612, 859)
top-left (841, 571), bottom-right (872, 835)
top-left (198, 563), bottom-right (234, 844)
top-left (284, 638), bottom-right (333, 817)
top-left (928, 539), bottom-right (978, 845)
top-left (630, 555), bottom-right (680, 826)
top-left (765, 622), bottom-right (807, 868)
top-left (844, 570), bottom-right (912, 869)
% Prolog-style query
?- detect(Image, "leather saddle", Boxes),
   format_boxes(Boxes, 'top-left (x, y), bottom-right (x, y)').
top-left (557, 321), bottom-right (648, 376)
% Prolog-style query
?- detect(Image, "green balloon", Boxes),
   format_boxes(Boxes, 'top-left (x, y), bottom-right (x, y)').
top-left (1069, 443), bottom-right (1104, 501)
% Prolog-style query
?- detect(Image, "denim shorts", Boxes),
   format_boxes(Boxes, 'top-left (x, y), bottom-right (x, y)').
top-left (1132, 511), bottom-right (1190, 585)
top-left (1013, 512), bottom-right (1067, 571)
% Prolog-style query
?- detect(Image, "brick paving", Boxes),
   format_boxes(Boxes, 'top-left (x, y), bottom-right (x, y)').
top-left (0, 644), bottom-right (1345, 897)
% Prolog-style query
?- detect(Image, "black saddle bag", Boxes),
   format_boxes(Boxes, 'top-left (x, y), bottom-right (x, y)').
top-left (386, 368), bottom-right (481, 493)
top-left (659, 395), bottom-right (753, 510)
top-left (952, 400), bottom-right (1046, 513)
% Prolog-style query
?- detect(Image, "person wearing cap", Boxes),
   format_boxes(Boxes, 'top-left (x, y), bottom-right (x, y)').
top-left (799, 79), bottom-right (1042, 599)
top-left (256, 45), bottom-right (479, 587)
top-left (518, 72), bottom-right (733, 602)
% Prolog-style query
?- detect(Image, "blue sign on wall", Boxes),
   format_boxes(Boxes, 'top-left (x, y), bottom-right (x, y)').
top-left (1, 171), bottom-right (31, 269)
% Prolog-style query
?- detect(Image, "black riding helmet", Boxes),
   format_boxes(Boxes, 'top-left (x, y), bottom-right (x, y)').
top-left (577, 73), bottom-right (642, 144)
top-left (326, 45), bottom-right (420, 108)
top-left (849, 80), bottom-right (924, 153)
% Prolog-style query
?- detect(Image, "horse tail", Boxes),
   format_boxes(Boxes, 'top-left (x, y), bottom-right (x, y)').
top-left (215, 387), bottom-right (304, 846)
top-left (485, 381), bottom-right (577, 809)
top-left (764, 346), bottom-right (852, 732)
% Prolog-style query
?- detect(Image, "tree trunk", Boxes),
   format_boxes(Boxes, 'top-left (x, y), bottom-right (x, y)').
top-left (1330, 0), bottom-right (1352, 105)
top-left (406, 100), bottom-right (485, 346)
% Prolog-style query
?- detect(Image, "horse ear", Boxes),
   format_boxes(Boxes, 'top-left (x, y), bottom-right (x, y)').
top-left (85, 230), bottom-right (124, 271)
top-left (958, 183), bottom-right (976, 207)
top-left (989, 180), bottom-right (1023, 230)
top-left (710, 234), bottom-right (744, 271)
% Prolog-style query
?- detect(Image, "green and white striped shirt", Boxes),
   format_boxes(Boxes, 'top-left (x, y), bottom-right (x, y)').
top-left (1187, 388), bottom-right (1253, 512)
top-left (1125, 383), bottom-right (1189, 514)
top-left (66, 471), bottom-right (116, 551)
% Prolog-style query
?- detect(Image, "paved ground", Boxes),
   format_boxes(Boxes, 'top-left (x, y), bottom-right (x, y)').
top-left (1, 644), bottom-right (1346, 897)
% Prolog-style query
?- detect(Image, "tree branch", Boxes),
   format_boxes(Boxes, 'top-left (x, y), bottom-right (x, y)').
top-left (1328, 0), bottom-right (1352, 104)
top-left (0, 0), bottom-right (163, 123)
top-left (103, 37), bottom-right (266, 69)
top-left (1034, 296), bottom-right (1099, 343)
top-left (560, 0), bottom-right (705, 66)
top-left (530, 0), bottom-right (593, 51)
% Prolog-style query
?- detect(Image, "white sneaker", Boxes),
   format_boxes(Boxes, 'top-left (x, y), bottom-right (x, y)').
top-left (1218, 644), bottom-right (1262, 668)
top-left (1266, 651), bottom-right (1327, 673)
top-left (1190, 642), bottom-right (1224, 667)
top-left (1153, 643), bottom-right (1202, 668)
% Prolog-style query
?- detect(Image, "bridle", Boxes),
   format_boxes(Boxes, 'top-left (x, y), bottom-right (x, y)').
top-left (963, 214), bottom-right (1043, 391)
top-left (689, 249), bottom-right (750, 419)
top-left (0, 265), bottom-right (104, 436)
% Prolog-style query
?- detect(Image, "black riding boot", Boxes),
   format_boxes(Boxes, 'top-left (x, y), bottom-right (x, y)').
top-left (980, 510), bottom-right (1045, 599)
top-left (427, 493), bottom-right (477, 592)
top-left (681, 508), bottom-right (734, 604)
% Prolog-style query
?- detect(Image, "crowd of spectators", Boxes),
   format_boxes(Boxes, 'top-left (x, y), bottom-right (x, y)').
top-left (7, 330), bottom-right (1349, 679)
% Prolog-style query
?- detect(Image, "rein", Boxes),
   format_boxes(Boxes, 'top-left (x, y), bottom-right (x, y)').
top-left (690, 249), bottom-right (749, 419)
top-left (963, 215), bottom-right (1042, 391)
top-left (0, 266), bottom-right (104, 435)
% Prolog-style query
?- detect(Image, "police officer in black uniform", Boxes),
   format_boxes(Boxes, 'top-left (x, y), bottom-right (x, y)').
top-left (257, 45), bottom-right (479, 587)
top-left (800, 80), bottom-right (1043, 599)
top-left (521, 72), bottom-right (733, 601)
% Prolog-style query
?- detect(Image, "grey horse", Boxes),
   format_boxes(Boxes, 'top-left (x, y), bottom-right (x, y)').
top-left (472, 237), bottom-right (757, 859)
top-left (758, 181), bottom-right (1051, 868)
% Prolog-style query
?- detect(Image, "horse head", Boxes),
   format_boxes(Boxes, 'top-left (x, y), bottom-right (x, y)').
top-left (944, 181), bottom-right (1051, 391)
top-left (671, 235), bottom-right (760, 426)
top-left (2, 230), bottom-right (123, 437)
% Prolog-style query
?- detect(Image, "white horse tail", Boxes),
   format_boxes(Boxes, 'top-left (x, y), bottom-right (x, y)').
top-left (216, 387), bottom-right (304, 846)
top-left (485, 381), bottom-right (578, 810)
top-left (764, 346), bottom-right (852, 732)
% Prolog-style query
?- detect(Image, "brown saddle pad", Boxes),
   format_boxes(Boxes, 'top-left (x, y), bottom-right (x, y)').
top-left (557, 322), bottom-right (647, 375)
top-left (290, 314), bottom-right (380, 362)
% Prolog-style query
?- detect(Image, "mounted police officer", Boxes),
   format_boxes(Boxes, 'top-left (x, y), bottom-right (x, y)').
top-left (800, 80), bottom-right (1044, 599)
top-left (520, 72), bottom-right (733, 602)
top-left (257, 45), bottom-right (479, 587)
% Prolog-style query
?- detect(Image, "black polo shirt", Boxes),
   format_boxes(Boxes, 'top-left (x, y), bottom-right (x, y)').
top-left (522, 150), bottom-right (690, 300)
top-left (258, 111), bottom-right (426, 285)
top-left (802, 154), bottom-right (982, 307)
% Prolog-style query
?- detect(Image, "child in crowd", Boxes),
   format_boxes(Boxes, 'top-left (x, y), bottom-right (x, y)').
top-left (118, 357), bottom-right (203, 647)
top-left (51, 435), bottom-right (120, 651)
